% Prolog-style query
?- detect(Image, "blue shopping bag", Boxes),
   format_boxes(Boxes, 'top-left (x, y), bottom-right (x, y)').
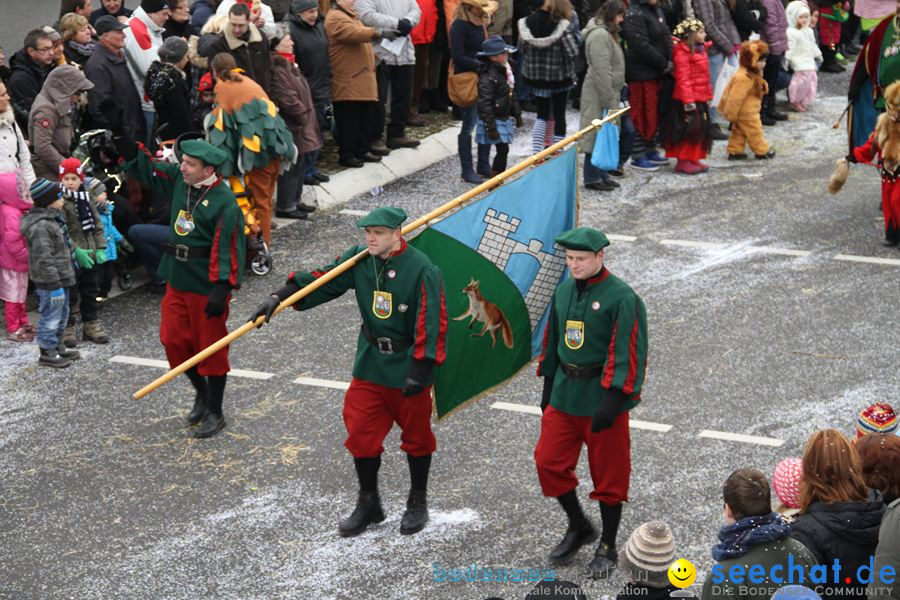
top-left (590, 111), bottom-right (619, 171)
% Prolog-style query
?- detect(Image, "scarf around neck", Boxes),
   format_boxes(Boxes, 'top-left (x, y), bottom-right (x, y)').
top-left (62, 186), bottom-right (96, 232)
top-left (711, 512), bottom-right (791, 561)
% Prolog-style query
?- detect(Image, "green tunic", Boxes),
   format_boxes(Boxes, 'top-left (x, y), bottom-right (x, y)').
top-left (537, 267), bottom-right (648, 417)
top-left (289, 240), bottom-right (447, 388)
top-left (123, 151), bottom-right (246, 295)
top-left (877, 21), bottom-right (900, 110)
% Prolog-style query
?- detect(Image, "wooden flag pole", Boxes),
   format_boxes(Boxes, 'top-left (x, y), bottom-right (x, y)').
top-left (132, 107), bottom-right (630, 400)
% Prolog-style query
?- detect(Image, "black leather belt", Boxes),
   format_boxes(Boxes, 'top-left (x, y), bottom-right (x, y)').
top-left (561, 363), bottom-right (604, 380)
top-left (163, 243), bottom-right (211, 262)
top-left (361, 323), bottom-right (412, 355)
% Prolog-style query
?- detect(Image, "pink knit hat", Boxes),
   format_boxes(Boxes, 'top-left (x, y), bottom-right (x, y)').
top-left (772, 457), bottom-right (803, 509)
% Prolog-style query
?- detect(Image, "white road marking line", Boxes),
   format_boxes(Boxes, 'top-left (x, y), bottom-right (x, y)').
top-left (339, 209), bottom-right (369, 216)
top-left (489, 402), bottom-right (673, 432)
top-left (109, 355), bottom-right (275, 380)
top-left (833, 254), bottom-right (900, 267)
top-left (293, 376), bottom-right (351, 391)
top-left (697, 429), bottom-right (784, 447)
top-left (606, 234), bottom-right (638, 242)
top-left (749, 246), bottom-right (812, 257)
top-left (659, 239), bottom-right (725, 249)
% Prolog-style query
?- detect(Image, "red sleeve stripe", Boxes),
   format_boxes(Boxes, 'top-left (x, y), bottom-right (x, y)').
top-left (434, 284), bottom-right (447, 364)
top-left (536, 316), bottom-right (552, 376)
top-left (228, 222), bottom-right (239, 287)
top-left (414, 281), bottom-right (429, 360)
top-left (601, 321), bottom-right (619, 389)
top-left (622, 306), bottom-right (641, 395)
top-left (209, 217), bottom-right (222, 283)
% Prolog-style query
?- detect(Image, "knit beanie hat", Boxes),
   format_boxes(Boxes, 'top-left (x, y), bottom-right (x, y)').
top-left (59, 157), bottom-right (85, 181)
top-left (269, 24), bottom-right (290, 50)
top-left (198, 71), bottom-right (214, 93)
top-left (30, 178), bottom-right (60, 208)
top-left (292, 0), bottom-right (319, 12)
top-left (158, 36), bottom-right (188, 63)
top-left (772, 586), bottom-right (822, 600)
top-left (772, 457), bottom-right (803, 509)
top-left (86, 178), bottom-right (107, 199)
top-left (857, 402), bottom-right (898, 439)
top-left (618, 521), bottom-right (677, 588)
top-left (142, 0), bottom-right (169, 13)
top-left (525, 580), bottom-right (587, 600)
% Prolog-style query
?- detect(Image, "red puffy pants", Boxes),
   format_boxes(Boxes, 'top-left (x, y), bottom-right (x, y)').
top-left (342, 378), bottom-right (437, 458)
top-left (534, 405), bottom-right (631, 503)
top-left (160, 285), bottom-right (230, 376)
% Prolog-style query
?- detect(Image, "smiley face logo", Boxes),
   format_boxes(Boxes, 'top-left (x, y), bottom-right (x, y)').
top-left (668, 559), bottom-right (697, 588)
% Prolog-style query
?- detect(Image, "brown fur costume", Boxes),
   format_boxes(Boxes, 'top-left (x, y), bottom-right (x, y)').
top-left (718, 41), bottom-right (771, 157)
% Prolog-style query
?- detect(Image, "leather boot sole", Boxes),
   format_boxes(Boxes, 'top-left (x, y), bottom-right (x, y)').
top-left (338, 509), bottom-right (386, 537)
top-left (400, 511), bottom-right (428, 535)
top-left (548, 525), bottom-right (598, 565)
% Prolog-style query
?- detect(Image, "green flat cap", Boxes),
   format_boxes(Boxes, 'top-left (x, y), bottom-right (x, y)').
top-left (180, 139), bottom-right (228, 167)
top-left (356, 206), bottom-right (407, 229)
top-left (554, 227), bottom-right (610, 252)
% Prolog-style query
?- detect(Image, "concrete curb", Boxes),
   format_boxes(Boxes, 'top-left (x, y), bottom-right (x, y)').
top-left (303, 124), bottom-right (461, 212)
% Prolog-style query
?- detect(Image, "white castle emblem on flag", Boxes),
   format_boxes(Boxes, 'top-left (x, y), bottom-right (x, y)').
top-left (475, 209), bottom-right (568, 328)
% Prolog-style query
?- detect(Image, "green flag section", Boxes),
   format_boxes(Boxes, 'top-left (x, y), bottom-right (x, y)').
top-left (409, 148), bottom-right (578, 417)
top-left (410, 229), bottom-right (533, 418)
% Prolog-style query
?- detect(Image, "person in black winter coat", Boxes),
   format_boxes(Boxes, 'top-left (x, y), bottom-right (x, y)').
top-left (475, 36), bottom-right (522, 176)
top-left (730, 0), bottom-right (767, 41)
top-left (145, 37), bottom-right (197, 141)
top-left (790, 430), bottom-right (886, 600)
top-left (620, 0), bottom-right (673, 170)
top-left (90, 0), bottom-right (134, 26)
top-left (7, 29), bottom-right (56, 133)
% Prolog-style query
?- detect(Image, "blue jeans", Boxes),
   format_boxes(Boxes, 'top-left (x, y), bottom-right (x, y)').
top-left (459, 105), bottom-right (478, 137)
top-left (35, 288), bottom-right (70, 350)
top-left (708, 52), bottom-right (737, 122)
top-left (128, 223), bottom-right (169, 286)
top-left (302, 149), bottom-right (321, 177)
top-left (583, 154), bottom-right (608, 185)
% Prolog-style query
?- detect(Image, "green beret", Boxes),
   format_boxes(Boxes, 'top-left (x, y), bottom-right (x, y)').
top-left (554, 227), bottom-right (610, 252)
top-left (180, 139), bottom-right (228, 167)
top-left (356, 206), bottom-right (407, 229)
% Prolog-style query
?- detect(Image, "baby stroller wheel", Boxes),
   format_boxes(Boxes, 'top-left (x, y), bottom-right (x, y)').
top-left (117, 270), bottom-right (133, 291)
top-left (250, 252), bottom-right (272, 276)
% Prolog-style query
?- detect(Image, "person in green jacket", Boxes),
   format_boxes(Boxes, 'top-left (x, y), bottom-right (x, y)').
top-left (700, 468), bottom-right (819, 600)
top-left (119, 137), bottom-right (247, 439)
top-left (249, 206), bottom-right (448, 538)
top-left (534, 226), bottom-right (648, 578)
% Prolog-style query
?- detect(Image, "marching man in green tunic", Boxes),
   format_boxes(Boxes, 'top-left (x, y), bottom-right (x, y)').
top-left (535, 227), bottom-right (648, 578)
top-left (249, 207), bottom-right (448, 537)
top-left (117, 138), bottom-right (247, 439)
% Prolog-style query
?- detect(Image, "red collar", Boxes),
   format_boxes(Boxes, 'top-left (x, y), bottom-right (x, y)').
top-left (583, 266), bottom-right (609, 286)
top-left (389, 238), bottom-right (408, 258)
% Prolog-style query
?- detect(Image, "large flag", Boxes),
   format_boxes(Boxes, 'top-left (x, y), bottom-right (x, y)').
top-left (409, 148), bottom-right (578, 418)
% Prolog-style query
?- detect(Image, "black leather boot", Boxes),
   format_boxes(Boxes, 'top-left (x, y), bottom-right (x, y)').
top-left (338, 491), bottom-right (386, 537)
top-left (185, 367), bottom-right (208, 426)
top-left (588, 542), bottom-right (618, 579)
top-left (400, 490), bottom-right (428, 535)
top-left (548, 490), bottom-right (598, 564)
top-left (193, 375), bottom-right (226, 438)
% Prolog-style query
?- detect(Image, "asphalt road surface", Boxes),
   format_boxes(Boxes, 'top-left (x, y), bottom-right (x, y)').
top-left (2, 69), bottom-right (896, 600)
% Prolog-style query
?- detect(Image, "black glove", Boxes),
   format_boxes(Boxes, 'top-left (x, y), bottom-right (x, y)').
top-left (540, 377), bottom-right (553, 413)
top-left (204, 282), bottom-right (230, 318)
top-left (663, 61), bottom-right (674, 74)
top-left (487, 128), bottom-right (500, 141)
top-left (248, 280), bottom-right (300, 328)
top-left (112, 135), bottom-right (138, 162)
top-left (846, 153), bottom-right (857, 164)
top-left (402, 359), bottom-right (433, 397)
top-left (397, 18), bottom-right (413, 36)
top-left (514, 114), bottom-right (523, 128)
top-left (591, 388), bottom-right (628, 433)
top-left (376, 28), bottom-right (400, 41)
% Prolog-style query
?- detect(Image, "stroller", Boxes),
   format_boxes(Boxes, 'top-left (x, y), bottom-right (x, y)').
top-left (159, 130), bottom-right (273, 276)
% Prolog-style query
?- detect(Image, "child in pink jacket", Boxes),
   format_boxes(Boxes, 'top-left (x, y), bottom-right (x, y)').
top-left (0, 172), bottom-right (34, 341)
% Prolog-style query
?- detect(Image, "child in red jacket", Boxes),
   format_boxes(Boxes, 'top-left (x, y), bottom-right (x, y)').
top-left (660, 19), bottom-right (714, 175)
